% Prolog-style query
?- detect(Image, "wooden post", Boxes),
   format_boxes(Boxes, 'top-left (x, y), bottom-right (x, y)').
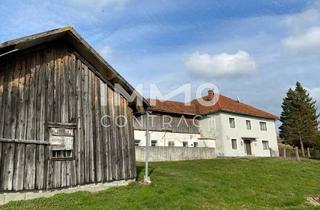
top-left (307, 148), bottom-right (311, 159)
top-left (283, 147), bottom-right (286, 159)
top-left (295, 147), bottom-right (300, 161)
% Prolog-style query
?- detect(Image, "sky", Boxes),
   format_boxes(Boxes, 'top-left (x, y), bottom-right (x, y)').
top-left (1, 0), bottom-right (320, 119)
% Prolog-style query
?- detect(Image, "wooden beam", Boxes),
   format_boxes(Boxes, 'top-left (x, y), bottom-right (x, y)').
top-left (0, 138), bottom-right (49, 145)
top-left (47, 122), bottom-right (77, 129)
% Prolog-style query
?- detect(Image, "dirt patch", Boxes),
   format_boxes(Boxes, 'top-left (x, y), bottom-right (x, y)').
top-left (306, 196), bottom-right (320, 206)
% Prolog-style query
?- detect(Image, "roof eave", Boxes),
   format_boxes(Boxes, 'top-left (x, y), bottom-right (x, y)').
top-left (0, 26), bottom-right (150, 111)
top-left (202, 109), bottom-right (278, 120)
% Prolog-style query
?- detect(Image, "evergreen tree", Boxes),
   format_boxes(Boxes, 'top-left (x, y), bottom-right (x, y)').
top-left (279, 82), bottom-right (319, 157)
top-left (279, 88), bottom-right (295, 143)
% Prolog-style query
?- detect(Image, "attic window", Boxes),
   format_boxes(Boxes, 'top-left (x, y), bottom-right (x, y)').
top-left (49, 126), bottom-right (75, 160)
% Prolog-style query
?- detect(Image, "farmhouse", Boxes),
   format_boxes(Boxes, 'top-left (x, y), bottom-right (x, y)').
top-left (134, 90), bottom-right (279, 157)
top-left (134, 99), bottom-right (215, 148)
top-left (0, 27), bottom-right (147, 195)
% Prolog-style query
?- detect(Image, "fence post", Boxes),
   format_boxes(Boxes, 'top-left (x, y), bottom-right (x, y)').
top-left (283, 147), bottom-right (286, 159)
top-left (295, 147), bottom-right (300, 161)
top-left (307, 148), bottom-right (311, 158)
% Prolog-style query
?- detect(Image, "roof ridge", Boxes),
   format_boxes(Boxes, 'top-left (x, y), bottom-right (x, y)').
top-left (148, 93), bottom-right (278, 120)
top-left (148, 98), bottom-right (194, 105)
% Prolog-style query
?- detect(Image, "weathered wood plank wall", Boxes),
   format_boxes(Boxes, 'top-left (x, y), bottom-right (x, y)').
top-left (0, 42), bottom-right (136, 192)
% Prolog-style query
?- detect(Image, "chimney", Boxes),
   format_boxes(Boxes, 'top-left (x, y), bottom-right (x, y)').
top-left (207, 89), bottom-right (214, 100)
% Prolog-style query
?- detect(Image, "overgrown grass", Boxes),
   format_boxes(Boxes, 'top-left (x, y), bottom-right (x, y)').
top-left (1, 158), bottom-right (320, 210)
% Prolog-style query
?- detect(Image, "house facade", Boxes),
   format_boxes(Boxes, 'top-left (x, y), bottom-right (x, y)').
top-left (200, 112), bottom-right (278, 157)
top-left (134, 90), bottom-right (279, 157)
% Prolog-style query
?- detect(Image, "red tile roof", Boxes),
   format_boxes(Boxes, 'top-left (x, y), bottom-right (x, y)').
top-left (148, 99), bottom-right (197, 116)
top-left (148, 92), bottom-right (278, 120)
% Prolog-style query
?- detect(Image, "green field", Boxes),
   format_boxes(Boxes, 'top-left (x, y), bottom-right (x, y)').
top-left (1, 158), bottom-right (320, 210)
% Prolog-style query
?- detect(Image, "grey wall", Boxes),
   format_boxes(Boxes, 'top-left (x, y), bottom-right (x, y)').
top-left (135, 146), bottom-right (216, 162)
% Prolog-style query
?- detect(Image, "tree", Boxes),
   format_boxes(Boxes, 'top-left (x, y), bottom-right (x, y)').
top-left (279, 82), bottom-right (319, 157)
top-left (279, 88), bottom-right (295, 143)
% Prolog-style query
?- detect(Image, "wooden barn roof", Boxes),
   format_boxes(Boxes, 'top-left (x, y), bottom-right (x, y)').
top-left (0, 26), bottom-right (149, 111)
top-left (148, 92), bottom-right (278, 120)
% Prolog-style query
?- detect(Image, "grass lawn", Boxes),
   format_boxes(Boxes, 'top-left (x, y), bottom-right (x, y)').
top-left (1, 158), bottom-right (320, 210)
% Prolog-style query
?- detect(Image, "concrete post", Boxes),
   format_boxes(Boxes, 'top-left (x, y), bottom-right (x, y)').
top-left (144, 111), bottom-right (151, 184)
top-left (295, 147), bottom-right (300, 161)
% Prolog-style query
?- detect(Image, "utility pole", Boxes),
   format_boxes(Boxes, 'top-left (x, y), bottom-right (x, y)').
top-left (144, 111), bottom-right (151, 184)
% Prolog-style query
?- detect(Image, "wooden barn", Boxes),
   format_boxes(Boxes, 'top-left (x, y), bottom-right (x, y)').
top-left (0, 27), bottom-right (147, 193)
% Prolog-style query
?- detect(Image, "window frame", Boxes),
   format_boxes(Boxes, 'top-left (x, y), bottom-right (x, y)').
top-left (260, 122), bottom-right (267, 131)
top-left (134, 139), bottom-right (141, 146)
top-left (229, 118), bottom-right (236, 128)
top-left (231, 139), bottom-right (237, 150)
top-left (151, 140), bottom-right (157, 147)
top-left (262, 140), bottom-right (269, 150)
top-left (246, 120), bottom-right (252, 130)
top-left (48, 123), bottom-right (76, 161)
top-left (182, 141), bottom-right (188, 147)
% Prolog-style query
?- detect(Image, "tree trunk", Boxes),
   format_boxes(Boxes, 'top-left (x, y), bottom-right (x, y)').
top-left (299, 135), bottom-right (305, 157)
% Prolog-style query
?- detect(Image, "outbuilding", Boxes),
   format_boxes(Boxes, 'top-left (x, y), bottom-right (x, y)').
top-left (0, 27), bottom-right (146, 196)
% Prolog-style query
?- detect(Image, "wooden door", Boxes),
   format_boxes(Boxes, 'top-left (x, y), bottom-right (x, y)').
top-left (244, 140), bottom-right (252, 155)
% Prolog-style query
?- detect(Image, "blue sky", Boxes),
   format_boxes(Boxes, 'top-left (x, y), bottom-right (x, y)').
top-left (1, 0), bottom-right (320, 118)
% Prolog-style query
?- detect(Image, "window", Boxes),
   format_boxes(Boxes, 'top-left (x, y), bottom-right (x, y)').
top-left (260, 122), bottom-right (267, 131)
top-left (183, 141), bottom-right (188, 147)
top-left (52, 150), bottom-right (72, 159)
top-left (262, 141), bottom-right (269, 150)
top-left (49, 127), bottom-right (74, 160)
top-left (193, 142), bottom-right (198, 147)
top-left (134, 139), bottom-right (141, 146)
top-left (231, 139), bottom-right (237, 149)
top-left (151, 140), bottom-right (157, 147)
top-left (246, 120), bottom-right (251, 130)
top-left (229, 118), bottom-right (235, 128)
top-left (168, 141), bottom-right (175, 147)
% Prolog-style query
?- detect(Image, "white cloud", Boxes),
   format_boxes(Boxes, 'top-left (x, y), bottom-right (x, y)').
top-left (282, 1), bottom-right (320, 52)
top-left (282, 27), bottom-right (320, 52)
top-left (284, 1), bottom-right (320, 32)
top-left (185, 50), bottom-right (256, 78)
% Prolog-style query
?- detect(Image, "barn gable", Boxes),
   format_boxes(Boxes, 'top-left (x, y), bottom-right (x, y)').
top-left (0, 26), bottom-right (148, 111)
top-left (0, 28), bottom-right (143, 192)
